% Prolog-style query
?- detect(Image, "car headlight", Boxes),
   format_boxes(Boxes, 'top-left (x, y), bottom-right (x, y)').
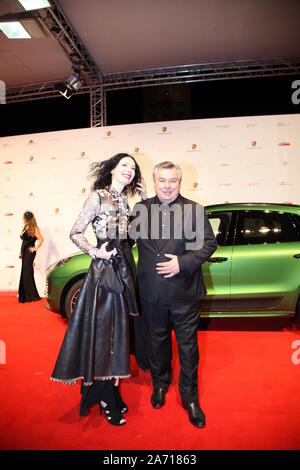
top-left (54, 257), bottom-right (72, 268)
top-left (46, 256), bottom-right (73, 275)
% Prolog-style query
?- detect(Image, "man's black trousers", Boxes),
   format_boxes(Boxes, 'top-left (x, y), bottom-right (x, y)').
top-left (140, 299), bottom-right (202, 403)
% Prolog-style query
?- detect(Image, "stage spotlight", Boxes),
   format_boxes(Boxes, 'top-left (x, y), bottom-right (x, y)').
top-left (55, 82), bottom-right (72, 99)
top-left (66, 73), bottom-right (83, 92)
top-left (56, 73), bottom-right (84, 99)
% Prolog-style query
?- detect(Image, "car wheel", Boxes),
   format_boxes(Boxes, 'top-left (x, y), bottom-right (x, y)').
top-left (64, 279), bottom-right (84, 319)
top-left (295, 296), bottom-right (300, 329)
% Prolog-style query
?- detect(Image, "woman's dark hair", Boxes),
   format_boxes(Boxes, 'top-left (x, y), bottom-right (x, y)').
top-left (23, 211), bottom-right (37, 236)
top-left (23, 211), bottom-right (34, 222)
top-left (90, 153), bottom-right (141, 196)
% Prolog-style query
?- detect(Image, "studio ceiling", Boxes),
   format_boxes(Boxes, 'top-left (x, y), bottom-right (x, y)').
top-left (1, 0), bottom-right (300, 87)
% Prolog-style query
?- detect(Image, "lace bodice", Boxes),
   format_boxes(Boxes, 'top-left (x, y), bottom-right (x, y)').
top-left (70, 188), bottom-right (130, 258)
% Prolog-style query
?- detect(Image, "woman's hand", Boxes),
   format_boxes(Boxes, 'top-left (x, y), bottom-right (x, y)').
top-left (136, 177), bottom-right (147, 200)
top-left (28, 247), bottom-right (36, 253)
top-left (95, 242), bottom-right (117, 260)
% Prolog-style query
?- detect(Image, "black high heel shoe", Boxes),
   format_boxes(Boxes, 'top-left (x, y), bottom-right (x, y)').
top-left (99, 401), bottom-right (126, 426)
top-left (98, 380), bottom-right (126, 426)
top-left (114, 385), bottom-right (128, 414)
top-left (80, 380), bottom-right (106, 416)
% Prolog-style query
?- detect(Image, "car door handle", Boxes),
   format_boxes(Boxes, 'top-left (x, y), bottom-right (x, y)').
top-left (293, 254), bottom-right (300, 259)
top-left (208, 257), bottom-right (228, 263)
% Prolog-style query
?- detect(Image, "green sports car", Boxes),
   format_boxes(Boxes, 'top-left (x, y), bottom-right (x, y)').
top-left (45, 203), bottom-right (300, 323)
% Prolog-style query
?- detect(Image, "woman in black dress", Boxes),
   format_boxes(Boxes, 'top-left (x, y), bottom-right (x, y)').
top-left (18, 211), bottom-right (43, 303)
top-left (51, 153), bottom-right (144, 426)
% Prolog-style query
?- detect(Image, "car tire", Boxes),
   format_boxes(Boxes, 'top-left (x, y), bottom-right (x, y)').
top-left (64, 279), bottom-right (84, 319)
top-left (295, 296), bottom-right (300, 329)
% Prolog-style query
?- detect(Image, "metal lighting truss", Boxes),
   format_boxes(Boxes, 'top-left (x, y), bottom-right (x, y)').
top-left (90, 86), bottom-right (106, 128)
top-left (6, 57), bottom-right (300, 126)
top-left (102, 57), bottom-right (300, 90)
top-left (4, 0), bottom-right (300, 126)
top-left (7, 57), bottom-right (300, 101)
top-left (2, 0), bottom-right (104, 125)
top-left (36, 0), bottom-right (101, 82)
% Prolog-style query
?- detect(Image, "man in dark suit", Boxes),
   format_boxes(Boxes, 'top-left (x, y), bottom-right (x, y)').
top-left (131, 161), bottom-right (217, 427)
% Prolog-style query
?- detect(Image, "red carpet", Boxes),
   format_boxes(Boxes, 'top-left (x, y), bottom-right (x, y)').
top-left (0, 292), bottom-right (300, 450)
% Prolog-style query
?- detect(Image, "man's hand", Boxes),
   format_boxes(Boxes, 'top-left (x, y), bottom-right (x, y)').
top-left (156, 253), bottom-right (180, 278)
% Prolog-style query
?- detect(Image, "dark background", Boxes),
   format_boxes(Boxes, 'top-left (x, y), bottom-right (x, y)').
top-left (0, 75), bottom-right (299, 137)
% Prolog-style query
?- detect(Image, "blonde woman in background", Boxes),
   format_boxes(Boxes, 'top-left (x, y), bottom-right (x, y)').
top-left (18, 211), bottom-right (43, 303)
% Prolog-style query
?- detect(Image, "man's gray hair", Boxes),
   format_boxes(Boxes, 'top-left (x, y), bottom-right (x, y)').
top-left (152, 161), bottom-right (182, 181)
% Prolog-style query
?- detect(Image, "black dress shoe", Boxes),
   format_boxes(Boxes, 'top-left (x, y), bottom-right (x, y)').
top-left (182, 401), bottom-right (206, 428)
top-left (151, 387), bottom-right (167, 409)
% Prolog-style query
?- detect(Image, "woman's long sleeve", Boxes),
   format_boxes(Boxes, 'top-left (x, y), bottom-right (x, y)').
top-left (70, 192), bottom-right (100, 258)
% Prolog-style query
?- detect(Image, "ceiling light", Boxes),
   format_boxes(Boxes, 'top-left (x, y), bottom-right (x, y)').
top-left (18, 0), bottom-right (51, 11)
top-left (0, 21), bottom-right (31, 38)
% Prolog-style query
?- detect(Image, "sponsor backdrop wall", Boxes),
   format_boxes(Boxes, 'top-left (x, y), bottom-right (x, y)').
top-left (1, 114), bottom-right (300, 294)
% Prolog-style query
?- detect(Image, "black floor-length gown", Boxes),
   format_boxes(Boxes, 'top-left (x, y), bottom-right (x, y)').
top-left (18, 231), bottom-right (41, 303)
top-left (51, 188), bottom-right (139, 386)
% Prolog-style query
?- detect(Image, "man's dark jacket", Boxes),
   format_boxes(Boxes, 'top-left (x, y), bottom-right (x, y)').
top-left (131, 194), bottom-right (217, 305)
